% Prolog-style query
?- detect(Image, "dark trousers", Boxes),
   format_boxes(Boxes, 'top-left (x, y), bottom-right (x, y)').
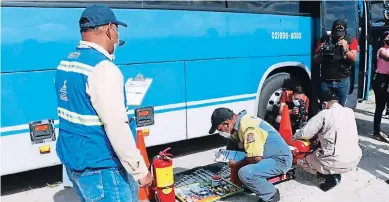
top-left (372, 73), bottom-right (389, 134)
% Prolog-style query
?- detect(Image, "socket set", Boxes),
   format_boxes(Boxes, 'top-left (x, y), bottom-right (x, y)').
top-left (174, 168), bottom-right (217, 188)
top-left (214, 149), bottom-right (246, 163)
top-left (215, 165), bottom-right (231, 179)
top-left (175, 177), bottom-right (244, 202)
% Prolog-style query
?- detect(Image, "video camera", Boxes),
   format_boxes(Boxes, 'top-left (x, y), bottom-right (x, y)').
top-left (318, 34), bottom-right (345, 62)
top-left (319, 41), bottom-right (344, 62)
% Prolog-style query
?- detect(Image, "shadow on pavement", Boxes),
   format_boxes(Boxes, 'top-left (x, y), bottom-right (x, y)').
top-left (53, 188), bottom-right (79, 202)
top-left (1, 135), bottom-right (225, 200)
top-left (354, 108), bottom-right (376, 117)
top-left (289, 114), bottom-right (389, 189)
top-left (174, 167), bottom-right (189, 174)
top-left (1, 165), bottom-right (63, 196)
top-left (354, 116), bottom-right (389, 182)
top-left (291, 166), bottom-right (321, 188)
top-left (358, 138), bottom-right (389, 181)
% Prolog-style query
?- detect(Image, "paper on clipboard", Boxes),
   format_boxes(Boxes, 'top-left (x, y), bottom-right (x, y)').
top-left (125, 74), bottom-right (153, 106)
top-left (214, 149), bottom-right (246, 163)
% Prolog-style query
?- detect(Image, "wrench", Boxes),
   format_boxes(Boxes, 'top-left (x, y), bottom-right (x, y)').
top-left (203, 170), bottom-right (215, 176)
top-left (196, 173), bottom-right (209, 181)
top-left (192, 175), bottom-right (204, 182)
top-left (198, 172), bottom-right (212, 181)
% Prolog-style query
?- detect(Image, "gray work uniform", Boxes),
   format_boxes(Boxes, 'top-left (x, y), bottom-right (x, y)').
top-left (294, 103), bottom-right (362, 174)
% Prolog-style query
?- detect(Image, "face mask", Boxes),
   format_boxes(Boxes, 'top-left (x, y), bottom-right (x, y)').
top-left (218, 123), bottom-right (232, 139)
top-left (293, 98), bottom-right (300, 106)
top-left (385, 39), bottom-right (389, 46)
top-left (219, 131), bottom-right (232, 139)
top-left (108, 27), bottom-right (120, 59)
top-left (113, 32), bottom-right (120, 53)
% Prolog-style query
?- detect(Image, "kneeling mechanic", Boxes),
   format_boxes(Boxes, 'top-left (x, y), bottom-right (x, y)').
top-left (209, 108), bottom-right (293, 202)
top-left (294, 89), bottom-right (362, 191)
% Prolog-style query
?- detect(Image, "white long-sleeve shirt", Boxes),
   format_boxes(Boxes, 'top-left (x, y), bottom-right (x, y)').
top-left (81, 40), bottom-right (148, 181)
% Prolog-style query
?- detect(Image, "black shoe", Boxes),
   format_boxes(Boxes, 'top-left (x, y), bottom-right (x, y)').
top-left (319, 174), bottom-right (341, 192)
top-left (258, 189), bottom-right (280, 202)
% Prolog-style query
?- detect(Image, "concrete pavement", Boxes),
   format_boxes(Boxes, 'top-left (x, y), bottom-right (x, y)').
top-left (1, 100), bottom-right (389, 202)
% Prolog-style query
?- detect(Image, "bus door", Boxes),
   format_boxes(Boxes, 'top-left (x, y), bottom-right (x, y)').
top-left (320, 0), bottom-right (361, 108)
top-left (357, 0), bottom-right (372, 102)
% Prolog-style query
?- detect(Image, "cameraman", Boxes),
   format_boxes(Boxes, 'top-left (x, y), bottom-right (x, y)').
top-left (314, 19), bottom-right (359, 106)
top-left (278, 86), bottom-right (309, 133)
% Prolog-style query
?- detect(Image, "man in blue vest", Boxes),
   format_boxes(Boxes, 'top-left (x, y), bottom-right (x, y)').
top-left (55, 4), bottom-right (152, 201)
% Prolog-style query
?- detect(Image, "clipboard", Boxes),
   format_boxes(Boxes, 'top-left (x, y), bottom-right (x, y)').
top-left (125, 74), bottom-right (153, 106)
top-left (214, 149), bottom-right (246, 163)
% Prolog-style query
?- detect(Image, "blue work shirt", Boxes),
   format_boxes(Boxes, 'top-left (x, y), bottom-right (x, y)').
top-left (231, 111), bottom-right (292, 159)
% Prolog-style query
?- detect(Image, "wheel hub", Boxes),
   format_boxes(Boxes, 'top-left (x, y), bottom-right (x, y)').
top-left (266, 88), bottom-right (283, 112)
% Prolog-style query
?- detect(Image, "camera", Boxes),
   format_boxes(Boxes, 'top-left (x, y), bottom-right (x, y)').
top-left (292, 99), bottom-right (308, 130)
top-left (319, 40), bottom-right (345, 62)
top-left (319, 43), bottom-right (335, 57)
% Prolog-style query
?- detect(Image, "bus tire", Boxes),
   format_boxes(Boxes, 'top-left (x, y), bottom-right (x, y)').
top-left (257, 72), bottom-right (301, 121)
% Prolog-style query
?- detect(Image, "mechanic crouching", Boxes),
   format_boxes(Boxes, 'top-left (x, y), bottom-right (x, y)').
top-left (278, 85), bottom-right (309, 133)
top-left (209, 108), bottom-right (292, 202)
top-left (293, 89), bottom-right (362, 192)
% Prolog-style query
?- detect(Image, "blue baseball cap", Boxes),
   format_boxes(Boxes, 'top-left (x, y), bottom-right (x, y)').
top-left (79, 4), bottom-right (127, 28)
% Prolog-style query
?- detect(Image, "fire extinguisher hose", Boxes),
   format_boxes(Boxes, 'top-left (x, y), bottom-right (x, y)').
top-left (148, 147), bottom-right (174, 190)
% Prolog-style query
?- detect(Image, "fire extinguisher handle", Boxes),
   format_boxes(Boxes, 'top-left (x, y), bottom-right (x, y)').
top-left (159, 147), bottom-right (173, 157)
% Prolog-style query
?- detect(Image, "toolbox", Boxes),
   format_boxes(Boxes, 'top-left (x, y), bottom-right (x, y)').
top-left (174, 164), bottom-right (243, 202)
top-left (173, 162), bottom-right (296, 201)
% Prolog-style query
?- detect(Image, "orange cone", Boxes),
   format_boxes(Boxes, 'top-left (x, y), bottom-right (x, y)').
top-left (136, 131), bottom-right (153, 202)
top-left (279, 105), bottom-right (293, 145)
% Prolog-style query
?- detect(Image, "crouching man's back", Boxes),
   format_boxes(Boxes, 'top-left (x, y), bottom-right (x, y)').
top-left (294, 89), bottom-right (362, 191)
top-left (318, 103), bottom-right (362, 174)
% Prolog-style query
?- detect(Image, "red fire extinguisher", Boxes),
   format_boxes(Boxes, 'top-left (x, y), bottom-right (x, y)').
top-left (150, 147), bottom-right (175, 202)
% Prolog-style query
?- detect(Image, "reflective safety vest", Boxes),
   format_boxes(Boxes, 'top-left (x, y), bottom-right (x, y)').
top-left (55, 44), bottom-right (124, 171)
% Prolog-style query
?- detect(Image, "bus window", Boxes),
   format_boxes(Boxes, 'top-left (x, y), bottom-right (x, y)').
top-left (227, 1), bottom-right (300, 15)
top-left (142, 1), bottom-right (189, 6)
top-left (142, 0), bottom-right (226, 9)
top-left (299, 1), bottom-right (320, 17)
top-left (371, 0), bottom-right (389, 27)
top-left (188, 1), bottom-right (226, 8)
top-left (322, 1), bottom-right (358, 39)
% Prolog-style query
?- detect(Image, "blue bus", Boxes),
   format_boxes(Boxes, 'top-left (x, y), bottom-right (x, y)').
top-left (1, 0), bottom-right (372, 176)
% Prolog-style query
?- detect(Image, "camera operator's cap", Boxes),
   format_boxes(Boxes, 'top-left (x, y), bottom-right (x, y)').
top-left (332, 19), bottom-right (347, 37)
top-left (79, 4), bottom-right (127, 29)
top-left (209, 108), bottom-right (234, 134)
top-left (320, 89), bottom-right (339, 102)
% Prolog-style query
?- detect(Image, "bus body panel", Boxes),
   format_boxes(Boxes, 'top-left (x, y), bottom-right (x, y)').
top-left (1, 71), bottom-right (57, 130)
top-left (1, 129), bottom-right (60, 176)
top-left (121, 62), bottom-right (188, 146)
top-left (1, 5), bottom-right (317, 175)
top-left (1, 7), bottom-right (313, 73)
